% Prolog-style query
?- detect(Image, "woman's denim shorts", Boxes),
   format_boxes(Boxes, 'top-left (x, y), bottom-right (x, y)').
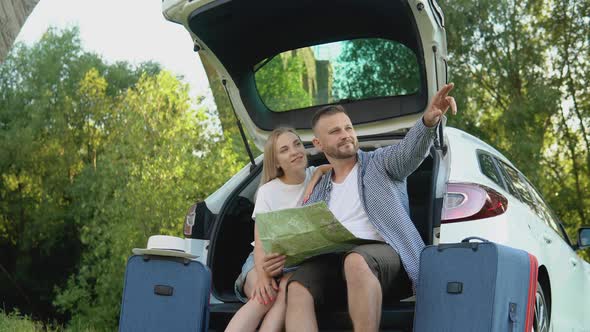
top-left (234, 251), bottom-right (255, 303)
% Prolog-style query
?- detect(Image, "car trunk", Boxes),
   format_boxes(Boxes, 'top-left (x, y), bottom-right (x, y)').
top-left (206, 141), bottom-right (441, 330)
top-left (163, 0), bottom-right (448, 328)
top-left (180, 0), bottom-right (448, 151)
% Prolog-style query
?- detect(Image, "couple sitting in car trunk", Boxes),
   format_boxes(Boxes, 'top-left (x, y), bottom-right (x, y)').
top-left (225, 83), bottom-right (457, 332)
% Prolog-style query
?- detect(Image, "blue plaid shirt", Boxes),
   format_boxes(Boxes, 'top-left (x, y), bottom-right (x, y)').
top-left (304, 119), bottom-right (437, 291)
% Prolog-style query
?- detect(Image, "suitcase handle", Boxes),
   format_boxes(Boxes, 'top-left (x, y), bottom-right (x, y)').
top-left (438, 236), bottom-right (490, 251)
top-left (437, 237), bottom-right (489, 252)
top-left (141, 254), bottom-right (191, 265)
top-left (461, 236), bottom-right (489, 243)
top-left (437, 242), bottom-right (480, 252)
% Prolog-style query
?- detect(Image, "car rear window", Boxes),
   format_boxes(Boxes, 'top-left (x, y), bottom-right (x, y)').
top-left (496, 161), bottom-right (536, 210)
top-left (254, 38), bottom-right (420, 112)
top-left (477, 152), bottom-right (504, 188)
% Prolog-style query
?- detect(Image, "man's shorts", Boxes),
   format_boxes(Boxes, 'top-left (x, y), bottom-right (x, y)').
top-left (287, 243), bottom-right (413, 306)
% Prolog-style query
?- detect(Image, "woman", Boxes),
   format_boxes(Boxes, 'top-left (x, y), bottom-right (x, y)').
top-left (225, 128), bottom-right (330, 332)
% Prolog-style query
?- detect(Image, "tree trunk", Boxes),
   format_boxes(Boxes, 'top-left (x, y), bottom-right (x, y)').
top-left (0, 0), bottom-right (40, 63)
top-left (558, 109), bottom-right (587, 223)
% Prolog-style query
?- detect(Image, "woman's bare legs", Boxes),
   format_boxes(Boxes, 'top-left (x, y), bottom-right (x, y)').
top-left (225, 269), bottom-right (272, 332)
top-left (258, 273), bottom-right (292, 332)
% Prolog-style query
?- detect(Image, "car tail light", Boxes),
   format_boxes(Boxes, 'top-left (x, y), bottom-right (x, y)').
top-left (441, 183), bottom-right (508, 223)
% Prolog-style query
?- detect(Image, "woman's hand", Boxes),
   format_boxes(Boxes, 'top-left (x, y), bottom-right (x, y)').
top-left (261, 253), bottom-right (286, 277)
top-left (251, 252), bottom-right (285, 304)
top-left (251, 273), bottom-right (278, 305)
top-left (303, 164), bottom-right (332, 203)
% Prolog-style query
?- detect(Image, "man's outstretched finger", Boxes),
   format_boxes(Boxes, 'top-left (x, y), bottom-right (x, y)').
top-left (443, 82), bottom-right (455, 95)
top-left (448, 96), bottom-right (457, 115)
top-left (437, 83), bottom-right (454, 100)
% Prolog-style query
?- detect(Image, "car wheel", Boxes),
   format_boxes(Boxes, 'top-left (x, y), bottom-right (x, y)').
top-left (533, 281), bottom-right (549, 332)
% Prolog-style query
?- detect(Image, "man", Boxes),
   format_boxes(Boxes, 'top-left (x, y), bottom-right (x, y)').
top-left (285, 83), bottom-right (457, 332)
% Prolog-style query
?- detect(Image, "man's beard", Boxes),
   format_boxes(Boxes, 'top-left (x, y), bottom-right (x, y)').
top-left (324, 138), bottom-right (359, 160)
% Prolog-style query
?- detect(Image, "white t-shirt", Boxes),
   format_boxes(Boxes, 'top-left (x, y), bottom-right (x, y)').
top-left (329, 163), bottom-right (384, 241)
top-left (252, 166), bottom-right (317, 220)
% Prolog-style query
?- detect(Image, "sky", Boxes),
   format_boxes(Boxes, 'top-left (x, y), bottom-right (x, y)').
top-left (16, 0), bottom-right (213, 104)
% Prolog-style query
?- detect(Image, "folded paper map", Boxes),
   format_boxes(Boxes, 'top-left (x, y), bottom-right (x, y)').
top-left (256, 202), bottom-right (377, 267)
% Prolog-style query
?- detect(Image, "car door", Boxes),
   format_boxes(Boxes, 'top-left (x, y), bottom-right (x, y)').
top-left (522, 176), bottom-right (587, 331)
top-left (494, 160), bottom-right (576, 329)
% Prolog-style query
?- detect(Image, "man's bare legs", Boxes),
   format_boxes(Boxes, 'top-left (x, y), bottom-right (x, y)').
top-left (344, 253), bottom-right (382, 332)
top-left (285, 281), bottom-right (318, 332)
top-left (225, 269), bottom-right (271, 332)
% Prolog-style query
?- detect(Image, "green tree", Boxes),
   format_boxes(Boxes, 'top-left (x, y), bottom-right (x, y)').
top-left (0, 27), bottom-right (159, 321)
top-left (333, 39), bottom-right (420, 100)
top-left (442, 0), bottom-right (557, 179)
top-left (538, 0), bottom-right (590, 231)
top-left (255, 52), bottom-right (313, 111)
top-left (0, 27), bottom-right (244, 329)
top-left (200, 56), bottom-right (260, 164)
top-left (53, 71), bottom-right (242, 329)
top-left (440, 0), bottom-right (589, 256)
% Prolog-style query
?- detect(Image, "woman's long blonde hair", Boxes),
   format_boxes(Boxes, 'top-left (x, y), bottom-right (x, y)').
top-left (260, 127), bottom-right (303, 187)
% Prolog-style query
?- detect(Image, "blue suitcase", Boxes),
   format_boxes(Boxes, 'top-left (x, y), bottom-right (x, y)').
top-left (413, 237), bottom-right (538, 332)
top-left (119, 255), bottom-right (211, 332)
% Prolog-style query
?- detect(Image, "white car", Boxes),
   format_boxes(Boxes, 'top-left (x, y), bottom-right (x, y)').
top-left (163, 0), bottom-right (590, 330)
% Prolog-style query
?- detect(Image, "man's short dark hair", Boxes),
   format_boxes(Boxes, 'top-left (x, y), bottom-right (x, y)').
top-left (311, 104), bottom-right (348, 130)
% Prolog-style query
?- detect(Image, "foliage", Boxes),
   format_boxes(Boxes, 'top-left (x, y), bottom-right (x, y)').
top-left (0, 27), bottom-right (243, 329)
top-left (0, 309), bottom-right (98, 332)
top-left (440, 0), bottom-right (589, 254)
top-left (2, 0), bottom-right (590, 328)
top-left (333, 39), bottom-right (420, 100)
top-left (0, 310), bottom-right (50, 332)
top-left (255, 53), bottom-right (313, 111)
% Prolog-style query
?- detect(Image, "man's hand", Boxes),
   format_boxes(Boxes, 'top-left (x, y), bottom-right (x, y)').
top-left (303, 164), bottom-right (332, 204)
top-left (423, 83), bottom-right (457, 127)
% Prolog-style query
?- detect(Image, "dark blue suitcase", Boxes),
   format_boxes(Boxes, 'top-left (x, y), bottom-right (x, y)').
top-left (119, 255), bottom-right (211, 332)
top-left (413, 237), bottom-right (538, 332)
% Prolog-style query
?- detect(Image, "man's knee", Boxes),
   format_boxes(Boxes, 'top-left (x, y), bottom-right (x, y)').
top-left (287, 281), bottom-right (313, 304)
top-left (344, 253), bottom-right (372, 280)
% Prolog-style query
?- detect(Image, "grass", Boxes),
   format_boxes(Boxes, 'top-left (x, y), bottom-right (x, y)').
top-left (0, 310), bottom-right (99, 332)
top-left (0, 310), bottom-right (52, 332)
